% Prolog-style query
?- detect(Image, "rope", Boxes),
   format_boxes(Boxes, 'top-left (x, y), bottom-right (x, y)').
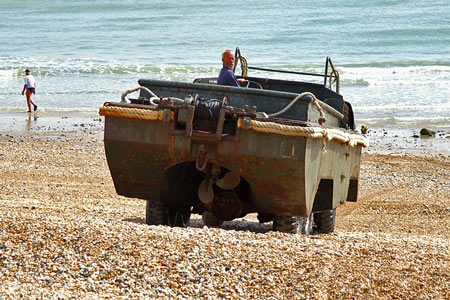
top-left (121, 86), bottom-right (157, 103)
top-left (99, 103), bottom-right (366, 147)
top-left (194, 97), bottom-right (223, 121)
top-left (236, 48), bottom-right (248, 77)
top-left (266, 92), bottom-right (326, 125)
top-left (102, 87), bottom-right (366, 148)
top-left (122, 86), bottom-right (184, 105)
top-left (99, 105), bottom-right (169, 121)
top-left (238, 118), bottom-right (368, 148)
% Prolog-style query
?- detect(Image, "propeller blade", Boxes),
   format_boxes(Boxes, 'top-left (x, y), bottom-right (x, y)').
top-left (198, 179), bottom-right (214, 203)
top-left (215, 172), bottom-right (241, 190)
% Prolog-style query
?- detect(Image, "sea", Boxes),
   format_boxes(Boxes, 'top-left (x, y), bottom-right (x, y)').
top-left (1, 0), bottom-right (449, 131)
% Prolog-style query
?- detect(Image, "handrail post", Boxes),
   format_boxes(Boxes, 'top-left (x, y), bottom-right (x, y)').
top-left (327, 57), bottom-right (340, 94)
top-left (233, 47), bottom-right (239, 73)
top-left (324, 56), bottom-right (329, 87)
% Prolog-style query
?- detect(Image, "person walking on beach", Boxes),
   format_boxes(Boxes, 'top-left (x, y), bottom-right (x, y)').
top-left (217, 49), bottom-right (247, 87)
top-left (21, 69), bottom-right (37, 112)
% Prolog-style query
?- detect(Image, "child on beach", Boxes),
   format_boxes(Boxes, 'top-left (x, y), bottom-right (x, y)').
top-left (21, 69), bottom-right (38, 112)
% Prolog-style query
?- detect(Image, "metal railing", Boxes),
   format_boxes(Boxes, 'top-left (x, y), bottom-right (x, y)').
top-left (233, 47), bottom-right (340, 94)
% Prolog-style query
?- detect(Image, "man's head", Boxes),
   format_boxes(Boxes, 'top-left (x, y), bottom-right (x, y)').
top-left (222, 50), bottom-right (235, 68)
top-left (25, 69), bottom-right (30, 74)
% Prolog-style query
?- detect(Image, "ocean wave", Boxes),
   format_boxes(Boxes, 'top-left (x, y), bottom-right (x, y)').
top-left (2, 55), bottom-right (450, 77)
top-left (0, 70), bottom-right (16, 78)
top-left (355, 116), bottom-right (450, 128)
top-left (339, 79), bottom-right (370, 86)
top-left (354, 104), bottom-right (450, 112)
top-left (341, 61), bottom-right (450, 68)
top-left (338, 64), bottom-right (450, 88)
top-left (2, 57), bottom-right (450, 95)
top-left (0, 58), bottom-right (220, 77)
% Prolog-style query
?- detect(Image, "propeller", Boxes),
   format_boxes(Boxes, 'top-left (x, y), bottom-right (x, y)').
top-left (215, 171), bottom-right (241, 190)
top-left (198, 164), bottom-right (241, 204)
top-left (198, 179), bottom-right (214, 204)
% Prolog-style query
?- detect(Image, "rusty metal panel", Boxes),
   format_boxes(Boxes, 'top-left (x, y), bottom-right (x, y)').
top-left (104, 112), bottom-right (316, 216)
top-left (217, 130), bottom-right (309, 216)
top-left (102, 79), bottom-right (363, 219)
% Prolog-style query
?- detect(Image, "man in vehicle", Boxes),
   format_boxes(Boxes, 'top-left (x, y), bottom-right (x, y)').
top-left (217, 49), bottom-right (247, 87)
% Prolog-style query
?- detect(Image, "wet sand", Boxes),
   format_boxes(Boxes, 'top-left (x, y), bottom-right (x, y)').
top-left (0, 114), bottom-right (449, 299)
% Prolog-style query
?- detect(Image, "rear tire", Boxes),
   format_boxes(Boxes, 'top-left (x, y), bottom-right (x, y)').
top-left (202, 210), bottom-right (224, 227)
top-left (272, 215), bottom-right (300, 234)
top-left (313, 209), bottom-right (336, 234)
top-left (145, 199), bottom-right (168, 225)
top-left (167, 205), bottom-right (191, 227)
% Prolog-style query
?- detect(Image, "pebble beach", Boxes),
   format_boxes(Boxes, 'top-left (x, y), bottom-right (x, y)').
top-left (2, 0), bottom-right (450, 298)
top-left (1, 115), bottom-right (449, 299)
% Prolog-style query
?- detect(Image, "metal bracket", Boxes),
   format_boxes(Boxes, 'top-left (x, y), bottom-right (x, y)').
top-left (242, 116), bottom-right (251, 130)
top-left (163, 109), bottom-right (171, 123)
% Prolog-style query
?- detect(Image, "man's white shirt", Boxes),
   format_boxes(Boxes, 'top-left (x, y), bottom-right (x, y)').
top-left (25, 75), bottom-right (36, 88)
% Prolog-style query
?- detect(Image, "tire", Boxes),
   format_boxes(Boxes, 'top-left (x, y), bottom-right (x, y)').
top-left (167, 205), bottom-right (191, 228)
top-left (145, 199), bottom-right (168, 225)
top-left (202, 210), bottom-right (224, 227)
top-left (272, 215), bottom-right (300, 234)
top-left (313, 209), bottom-right (336, 234)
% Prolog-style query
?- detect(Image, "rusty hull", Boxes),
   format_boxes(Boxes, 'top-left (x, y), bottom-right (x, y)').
top-left (104, 113), bottom-right (362, 217)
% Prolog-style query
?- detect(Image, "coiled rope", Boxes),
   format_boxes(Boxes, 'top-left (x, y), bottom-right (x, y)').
top-left (194, 97), bottom-right (223, 121)
top-left (236, 48), bottom-right (248, 77)
top-left (238, 118), bottom-right (368, 148)
top-left (99, 104), bottom-right (168, 121)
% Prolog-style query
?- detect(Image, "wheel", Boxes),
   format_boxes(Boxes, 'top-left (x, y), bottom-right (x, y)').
top-left (245, 80), bottom-right (263, 89)
top-left (202, 210), bottom-right (224, 227)
top-left (145, 199), bottom-right (168, 225)
top-left (313, 209), bottom-right (336, 234)
top-left (272, 215), bottom-right (300, 234)
top-left (167, 205), bottom-right (191, 227)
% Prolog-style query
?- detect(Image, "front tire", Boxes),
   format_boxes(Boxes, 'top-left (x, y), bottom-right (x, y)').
top-left (272, 215), bottom-right (300, 234)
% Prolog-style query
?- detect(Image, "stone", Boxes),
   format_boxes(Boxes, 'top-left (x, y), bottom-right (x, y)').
top-left (420, 128), bottom-right (435, 136)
